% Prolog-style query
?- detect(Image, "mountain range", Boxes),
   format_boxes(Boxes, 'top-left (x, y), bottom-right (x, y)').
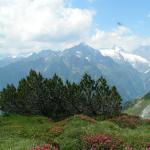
top-left (0, 43), bottom-right (150, 102)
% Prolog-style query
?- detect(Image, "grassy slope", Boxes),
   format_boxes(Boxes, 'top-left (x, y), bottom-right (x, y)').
top-left (0, 114), bottom-right (150, 150)
top-left (125, 98), bottom-right (150, 116)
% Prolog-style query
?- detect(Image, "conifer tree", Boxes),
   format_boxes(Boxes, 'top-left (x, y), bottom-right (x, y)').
top-left (80, 73), bottom-right (96, 115)
top-left (95, 77), bottom-right (110, 115)
top-left (47, 74), bottom-right (66, 119)
top-left (109, 86), bottom-right (122, 116)
top-left (0, 70), bottom-right (122, 119)
top-left (64, 81), bottom-right (81, 114)
top-left (27, 70), bottom-right (46, 115)
top-left (0, 84), bottom-right (17, 112)
top-left (17, 78), bottom-right (30, 113)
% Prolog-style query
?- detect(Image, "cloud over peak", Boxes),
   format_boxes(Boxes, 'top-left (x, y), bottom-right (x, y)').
top-left (0, 0), bottom-right (94, 55)
top-left (0, 0), bottom-right (150, 55)
top-left (88, 26), bottom-right (150, 52)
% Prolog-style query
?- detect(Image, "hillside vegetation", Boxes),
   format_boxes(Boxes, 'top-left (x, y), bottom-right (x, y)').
top-left (0, 114), bottom-right (150, 150)
top-left (125, 92), bottom-right (150, 118)
top-left (1, 70), bottom-right (150, 149)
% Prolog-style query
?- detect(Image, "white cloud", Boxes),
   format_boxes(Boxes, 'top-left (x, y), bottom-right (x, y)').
top-left (0, 0), bottom-right (150, 55)
top-left (88, 26), bottom-right (150, 51)
top-left (0, 0), bottom-right (94, 55)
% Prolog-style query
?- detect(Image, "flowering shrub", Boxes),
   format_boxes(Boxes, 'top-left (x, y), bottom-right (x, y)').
top-left (49, 126), bottom-right (64, 135)
top-left (144, 119), bottom-right (150, 124)
top-left (110, 114), bottom-right (141, 129)
top-left (76, 114), bottom-right (97, 123)
top-left (145, 142), bottom-right (150, 150)
top-left (31, 144), bottom-right (59, 150)
top-left (124, 145), bottom-right (134, 150)
top-left (49, 118), bottom-right (68, 136)
top-left (82, 134), bottom-right (124, 150)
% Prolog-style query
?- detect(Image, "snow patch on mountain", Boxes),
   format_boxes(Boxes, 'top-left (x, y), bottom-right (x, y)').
top-left (141, 104), bottom-right (150, 119)
top-left (76, 51), bottom-right (82, 58)
top-left (144, 68), bottom-right (150, 74)
top-left (85, 57), bottom-right (90, 61)
top-left (100, 46), bottom-right (150, 73)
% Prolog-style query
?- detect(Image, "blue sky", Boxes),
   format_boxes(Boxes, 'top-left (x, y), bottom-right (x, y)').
top-left (72, 0), bottom-right (150, 36)
top-left (0, 0), bottom-right (150, 55)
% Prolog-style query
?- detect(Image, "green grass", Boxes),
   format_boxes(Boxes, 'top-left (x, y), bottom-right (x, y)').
top-left (0, 114), bottom-right (150, 150)
top-left (125, 98), bottom-right (150, 116)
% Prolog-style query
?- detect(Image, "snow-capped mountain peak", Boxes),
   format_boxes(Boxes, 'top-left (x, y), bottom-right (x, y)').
top-left (100, 47), bottom-right (150, 73)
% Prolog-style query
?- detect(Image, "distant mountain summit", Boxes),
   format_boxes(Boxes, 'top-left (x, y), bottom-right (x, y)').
top-left (100, 46), bottom-right (150, 73)
top-left (0, 44), bottom-right (149, 101)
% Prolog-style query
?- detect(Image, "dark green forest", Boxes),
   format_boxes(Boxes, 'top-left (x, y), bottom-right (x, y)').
top-left (0, 70), bottom-right (122, 120)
